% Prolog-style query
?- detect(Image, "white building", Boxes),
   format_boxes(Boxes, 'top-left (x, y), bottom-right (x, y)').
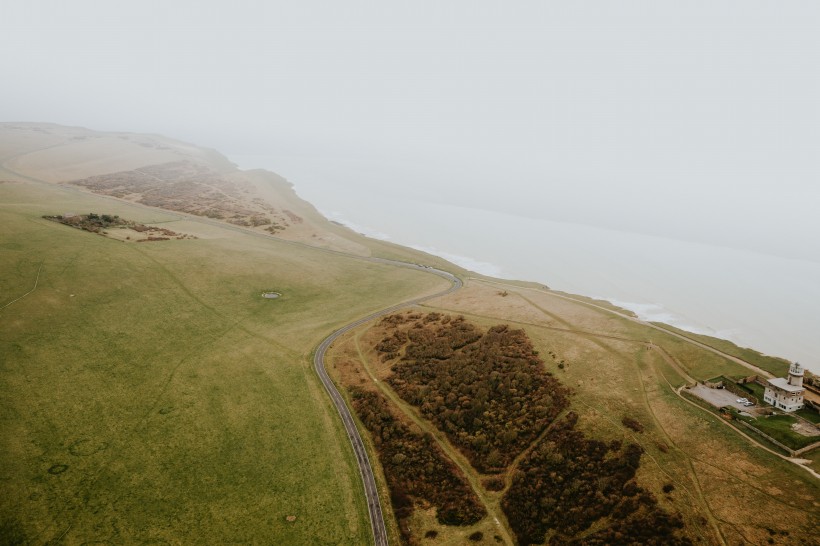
top-left (763, 362), bottom-right (805, 412)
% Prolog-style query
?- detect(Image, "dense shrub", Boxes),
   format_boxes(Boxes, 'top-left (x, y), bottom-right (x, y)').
top-left (501, 412), bottom-right (690, 546)
top-left (350, 388), bottom-right (486, 544)
top-left (621, 416), bottom-right (645, 433)
top-left (377, 314), bottom-right (570, 472)
top-left (371, 312), bottom-right (689, 545)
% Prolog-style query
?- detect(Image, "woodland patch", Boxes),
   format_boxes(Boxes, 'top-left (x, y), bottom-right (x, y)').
top-left (376, 313), bottom-right (570, 473)
top-left (350, 387), bottom-right (486, 544)
top-left (43, 213), bottom-right (195, 242)
top-left (501, 412), bottom-right (691, 546)
top-left (370, 312), bottom-right (690, 545)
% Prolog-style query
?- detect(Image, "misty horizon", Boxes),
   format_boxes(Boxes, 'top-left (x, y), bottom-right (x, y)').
top-left (3, 1), bottom-right (819, 265)
top-left (4, 2), bottom-right (820, 369)
top-left (2, 5), bottom-right (820, 541)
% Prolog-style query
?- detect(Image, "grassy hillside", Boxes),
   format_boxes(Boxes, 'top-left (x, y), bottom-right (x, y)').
top-left (0, 125), bottom-right (454, 544)
top-left (2, 123), bottom-right (817, 545)
top-left (328, 279), bottom-right (819, 545)
top-left (648, 322), bottom-right (792, 377)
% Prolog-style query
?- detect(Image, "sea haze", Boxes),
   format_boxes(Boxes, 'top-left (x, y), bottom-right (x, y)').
top-left (233, 154), bottom-right (820, 373)
top-left (4, 1), bottom-right (816, 372)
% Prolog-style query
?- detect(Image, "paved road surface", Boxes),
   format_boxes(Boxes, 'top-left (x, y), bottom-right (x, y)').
top-left (313, 265), bottom-right (461, 546)
top-left (2, 151), bottom-right (466, 546)
top-left (0, 152), bottom-right (474, 546)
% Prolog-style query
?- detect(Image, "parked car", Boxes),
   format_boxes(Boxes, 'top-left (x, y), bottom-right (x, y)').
top-left (743, 401), bottom-right (754, 407)
top-left (736, 398), bottom-right (748, 403)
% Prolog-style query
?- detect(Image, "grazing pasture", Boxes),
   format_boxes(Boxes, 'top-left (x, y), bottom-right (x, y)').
top-left (0, 131), bottom-right (450, 544)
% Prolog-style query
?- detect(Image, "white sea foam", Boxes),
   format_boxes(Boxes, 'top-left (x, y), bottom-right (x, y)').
top-left (409, 245), bottom-right (503, 277)
top-left (229, 154), bottom-right (820, 371)
top-left (319, 209), bottom-right (503, 277)
top-left (604, 299), bottom-right (722, 338)
top-left (320, 209), bottom-right (393, 241)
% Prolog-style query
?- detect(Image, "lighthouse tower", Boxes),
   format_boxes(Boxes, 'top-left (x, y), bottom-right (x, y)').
top-left (788, 362), bottom-right (804, 388)
top-left (763, 361), bottom-right (805, 412)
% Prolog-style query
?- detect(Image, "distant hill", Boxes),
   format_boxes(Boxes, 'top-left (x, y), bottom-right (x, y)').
top-left (1, 123), bottom-right (816, 546)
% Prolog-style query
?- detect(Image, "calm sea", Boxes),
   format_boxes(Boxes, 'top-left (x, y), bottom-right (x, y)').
top-left (231, 155), bottom-right (819, 373)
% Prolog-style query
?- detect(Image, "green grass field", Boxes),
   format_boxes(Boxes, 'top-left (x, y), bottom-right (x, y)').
top-left (742, 381), bottom-right (766, 400)
top-left (0, 179), bottom-right (449, 544)
top-left (396, 281), bottom-right (820, 545)
top-left (650, 322), bottom-right (792, 377)
top-left (746, 415), bottom-right (819, 451)
top-left (2, 125), bottom-right (818, 545)
top-left (796, 407), bottom-right (820, 424)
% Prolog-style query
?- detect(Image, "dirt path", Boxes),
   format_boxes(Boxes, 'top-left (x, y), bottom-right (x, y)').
top-left (6, 145), bottom-right (814, 546)
top-left (313, 267), bottom-right (462, 546)
top-left (425, 284), bottom-right (820, 538)
top-left (474, 278), bottom-right (776, 379)
top-left (352, 332), bottom-right (516, 546)
top-left (499, 410), bottom-right (570, 496)
top-left (0, 263), bottom-right (43, 311)
top-left (430, 283), bottom-right (820, 481)
top-left (632, 352), bottom-right (729, 545)
top-left (3, 144), bottom-right (475, 546)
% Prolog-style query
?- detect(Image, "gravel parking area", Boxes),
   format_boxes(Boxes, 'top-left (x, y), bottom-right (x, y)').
top-left (687, 384), bottom-right (760, 412)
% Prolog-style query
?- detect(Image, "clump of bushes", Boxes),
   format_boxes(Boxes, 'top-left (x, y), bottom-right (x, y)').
top-left (43, 213), bottom-right (124, 233)
top-left (376, 330), bottom-right (407, 362)
top-left (501, 412), bottom-right (690, 545)
top-left (622, 416), bottom-right (645, 433)
top-left (377, 314), bottom-right (570, 473)
top-left (350, 388), bottom-right (485, 544)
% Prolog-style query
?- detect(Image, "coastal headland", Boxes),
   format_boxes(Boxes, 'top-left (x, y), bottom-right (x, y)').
top-left (1, 123), bottom-right (817, 545)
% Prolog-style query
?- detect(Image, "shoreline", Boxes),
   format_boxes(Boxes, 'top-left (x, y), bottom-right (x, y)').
top-left (227, 155), bottom-right (818, 373)
top-left (316, 210), bottom-right (765, 358)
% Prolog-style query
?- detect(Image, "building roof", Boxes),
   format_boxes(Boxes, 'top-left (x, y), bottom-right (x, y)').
top-left (766, 377), bottom-right (804, 393)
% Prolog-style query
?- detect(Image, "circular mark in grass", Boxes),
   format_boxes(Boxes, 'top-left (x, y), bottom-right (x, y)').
top-left (48, 464), bottom-right (68, 475)
top-left (69, 438), bottom-right (108, 456)
top-left (261, 291), bottom-right (281, 299)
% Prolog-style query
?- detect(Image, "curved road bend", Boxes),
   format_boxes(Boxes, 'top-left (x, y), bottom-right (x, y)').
top-left (2, 153), bottom-right (466, 544)
top-left (314, 266), bottom-right (462, 546)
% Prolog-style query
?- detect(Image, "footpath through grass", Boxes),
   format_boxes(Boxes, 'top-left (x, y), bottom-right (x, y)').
top-left (650, 323), bottom-right (791, 377)
top-left (0, 182), bottom-right (448, 545)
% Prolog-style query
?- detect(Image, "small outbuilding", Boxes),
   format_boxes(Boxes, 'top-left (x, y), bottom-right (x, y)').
top-left (763, 362), bottom-right (805, 412)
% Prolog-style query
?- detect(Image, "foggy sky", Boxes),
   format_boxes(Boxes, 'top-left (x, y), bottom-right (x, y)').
top-left (3, 1), bottom-right (819, 262)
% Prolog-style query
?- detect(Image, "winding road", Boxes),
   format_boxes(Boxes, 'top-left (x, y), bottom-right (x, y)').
top-left (6, 144), bottom-right (812, 544)
top-left (313, 265), bottom-right (462, 546)
top-left (1, 144), bottom-right (464, 546)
